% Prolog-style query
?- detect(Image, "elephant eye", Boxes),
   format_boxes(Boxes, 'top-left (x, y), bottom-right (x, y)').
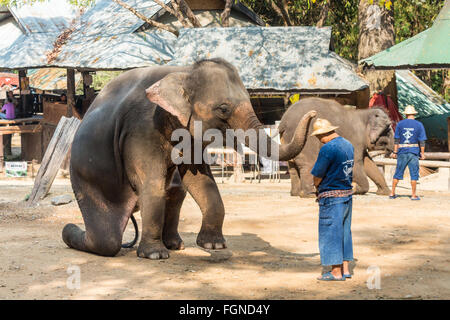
top-left (215, 104), bottom-right (231, 118)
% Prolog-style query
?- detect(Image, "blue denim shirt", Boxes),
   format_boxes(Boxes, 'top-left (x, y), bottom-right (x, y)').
top-left (311, 136), bottom-right (354, 194)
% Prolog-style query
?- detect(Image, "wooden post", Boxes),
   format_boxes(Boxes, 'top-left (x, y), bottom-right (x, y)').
top-left (67, 68), bottom-right (75, 118)
top-left (0, 133), bottom-right (3, 172)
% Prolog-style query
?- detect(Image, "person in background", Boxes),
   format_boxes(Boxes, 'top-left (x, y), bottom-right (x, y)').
top-left (0, 97), bottom-right (16, 120)
top-left (60, 93), bottom-right (67, 103)
top-left (390, 105), bottom-right (427, 200)
top-left (310, 118), bottom-right (354, 281)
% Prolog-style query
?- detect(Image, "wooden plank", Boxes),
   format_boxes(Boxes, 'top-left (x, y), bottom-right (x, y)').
top-left (67, 69), bottom-right (75, 118)
top-left (0, 117), bottom-right (43, 125)
top-left (27, 117), bottom-right (81, 206)
top-left (0, 124), bottom-right (42, 135)
top-left (374, 158), bottom-right (450, 168)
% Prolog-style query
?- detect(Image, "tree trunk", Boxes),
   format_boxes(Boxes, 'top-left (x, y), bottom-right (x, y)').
top-left (266, 0), bottom-right (288, 26)
top-left (358, 0), bottom-right (397, 105)
top-left (221, 0), bottom-right (233, 27)
top-left (177, 0), bottom-right (202, 27)
top-left (316, 0), bottom-right (331, 27)
top-left (112, 0), bottom-right (179, 36)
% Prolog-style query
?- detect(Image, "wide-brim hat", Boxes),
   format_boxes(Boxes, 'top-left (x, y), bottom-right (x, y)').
top-left (311, 118), bottom-right (339, 136)
top-left (404, 105), bottom-right (418, 115)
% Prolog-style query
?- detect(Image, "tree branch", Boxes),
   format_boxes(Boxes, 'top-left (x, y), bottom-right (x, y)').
top-left (170, 0), bottom-right (191, 27)
top-left (266, 0), bottom-right (288, 26)
top-left (316, 0), bottom-right (331, 27)
top-left (177, 0), bottom-right (202, 27)
top-left (221, 0), bottom-right (233, 27)
top-left (112, 0), bottom-right (179, 36)
top-left (278, 0), bottom-right (293, 26)
top-left (154, 0), bottom-right (190, 28)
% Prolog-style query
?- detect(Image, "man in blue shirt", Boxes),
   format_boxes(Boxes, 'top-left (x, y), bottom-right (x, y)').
top-left (310, 118), bottom-right (354, 281)
top-left (390, 105), bottom-right (427, 200)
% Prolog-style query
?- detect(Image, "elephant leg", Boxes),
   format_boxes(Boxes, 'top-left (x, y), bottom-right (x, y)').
top-left (364, 155), bottom-right (390, 195)
top-left (288, 160), bottom-right (301, 196)
top-left (180, 164), bottom-right (226, 250)
top-left (297, 159), bottom-right (315, 198)
top-left (353, 159), bottom-right (370, 195)
top-left (163, 167), bottom-right (187, 250)
top-left (136, 170), bottom-right (172, 260)
top-left (62, 175), bottom-right (136, 257)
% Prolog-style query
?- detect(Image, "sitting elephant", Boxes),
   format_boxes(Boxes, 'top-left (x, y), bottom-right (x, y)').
top-left (278, 97), bottom-right (393, 198)
top-left (62, 59), bottom-right (316, 259)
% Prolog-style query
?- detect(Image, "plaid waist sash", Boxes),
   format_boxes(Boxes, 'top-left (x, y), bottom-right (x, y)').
top-left (318, 189), bottom-right (353, 199)
top-left (399, 144), bottom-right (419, 148)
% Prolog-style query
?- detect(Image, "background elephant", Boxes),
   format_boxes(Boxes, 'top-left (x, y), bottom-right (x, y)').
top-left (278, 97), bottom-right (393, 197)
top-left (63, 59), bottom-right (316, 259)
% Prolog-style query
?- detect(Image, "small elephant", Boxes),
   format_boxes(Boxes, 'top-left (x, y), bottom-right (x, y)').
top-left (279, 97), bottom-right (393, 197)
top-left (62, 59), bottom-right (316, 259)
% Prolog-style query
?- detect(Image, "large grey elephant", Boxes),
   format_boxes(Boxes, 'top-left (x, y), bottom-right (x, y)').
top-left (278, 97), bottom-right (393, 198)
top-left (62, 59), bottom-right (316, 259)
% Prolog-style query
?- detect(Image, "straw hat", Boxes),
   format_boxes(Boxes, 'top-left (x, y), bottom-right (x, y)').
top-left (404, 105), bottom-right (418, 115)
top-left (310, 118), bottom-right (339, 136)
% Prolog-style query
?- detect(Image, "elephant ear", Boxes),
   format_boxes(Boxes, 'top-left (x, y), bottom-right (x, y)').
top-left (146, 72), bottom-right (191, 127)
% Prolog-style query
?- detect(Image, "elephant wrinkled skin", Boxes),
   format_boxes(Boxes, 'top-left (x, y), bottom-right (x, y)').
top-left (279, 97), bottom-right (393, 198)
top-left (63, 59), bottom-right (316, 259)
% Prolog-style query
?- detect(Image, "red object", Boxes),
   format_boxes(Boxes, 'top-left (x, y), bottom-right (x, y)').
top-left (0, 72), bottom-right (19, 89)
top-left (369, 92), bottom-right (403, 132)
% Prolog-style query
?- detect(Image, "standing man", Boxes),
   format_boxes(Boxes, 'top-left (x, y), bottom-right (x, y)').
top-left (390, 105), bottom-right (427, 200)
top-left (310, 118), bottom-right (354, 281)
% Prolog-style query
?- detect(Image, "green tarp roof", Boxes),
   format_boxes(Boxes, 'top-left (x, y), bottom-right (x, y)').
top-left (396, 70), bottom-right (450, 141)
top-left (360, 0), bottom-right (450, 69)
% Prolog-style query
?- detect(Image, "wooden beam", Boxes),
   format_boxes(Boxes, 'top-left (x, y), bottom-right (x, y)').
top-left (18, 69), bottom-right (27, 116)
top-left (27, 117), bottom-right (81, 206)
top-left (67, 69), bottom-right (75, 118)
top-left (0, 124), bottom-right (42, 135)
top-left (374, 158), bottom-right (450, 168)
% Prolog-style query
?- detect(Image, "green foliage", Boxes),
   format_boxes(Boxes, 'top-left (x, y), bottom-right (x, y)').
top-left (92, 71), bottom-right (123, 91)
top-left (0, 0), bottom-right (94, 7)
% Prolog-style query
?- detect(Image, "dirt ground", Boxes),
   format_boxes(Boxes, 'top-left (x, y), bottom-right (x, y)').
top-left (0, 175), bottom-right (449, 300)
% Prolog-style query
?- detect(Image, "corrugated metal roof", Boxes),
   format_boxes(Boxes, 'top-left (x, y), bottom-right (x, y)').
top-left (170, 26), bottom-right (368, 92)
top-left (27, 68), bottom-right (82, 90)
top-left (77, 0), bottom-right (171, 37)
top-left (0, 17), bottom-right (22, 52)
top-left (0, 0), bottom-right (175, 70)
top-left (53, 30), bottom-right (176, 69)
top-left (9, 0), bottom-right (79, 34)
top-left (360, 0), bottom-right (450, 69)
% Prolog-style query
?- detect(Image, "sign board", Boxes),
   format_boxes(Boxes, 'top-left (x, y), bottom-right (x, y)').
top-left (5, 162), bottom-right (27, 177)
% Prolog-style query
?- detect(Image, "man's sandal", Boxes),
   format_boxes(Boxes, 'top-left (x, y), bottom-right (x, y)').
top-left (411, 196), bottom-right (421, 200)
top-left (317, 272), bottom-right (345, 281)
top-left (343, 273), bottom-right (352, 279)
top-left (389, 195), bottom-right (398, 199)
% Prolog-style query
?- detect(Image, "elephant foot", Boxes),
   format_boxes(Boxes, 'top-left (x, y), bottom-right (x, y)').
top-left (299, 190), bottom-right (316, 198)
top-left (163, 233), bottom-right (185, 250)
top-left (197, 230), bottom-right (227, 250)
top-left (376, 188), bottom-right (391, 196)
top-left (290, 189), bottom-right (301, 197)
top-left (137, 240), bottom-right (170, 259)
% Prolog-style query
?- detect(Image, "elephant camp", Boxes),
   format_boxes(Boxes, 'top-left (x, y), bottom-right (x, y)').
top-left (0, 0), bottom-right (449, 303)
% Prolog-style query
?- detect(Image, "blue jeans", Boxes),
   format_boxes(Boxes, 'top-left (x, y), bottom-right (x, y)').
top-left (318, 196), bottom-right (353, 266)
top-left (394, 152), bottom-right (420, 181)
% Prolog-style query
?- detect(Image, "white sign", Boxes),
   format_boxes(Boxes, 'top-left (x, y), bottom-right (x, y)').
top-left (5, 162), bottom-right (27, 177)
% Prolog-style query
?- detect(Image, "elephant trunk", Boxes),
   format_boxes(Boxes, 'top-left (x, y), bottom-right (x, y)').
top-left (229, 103), bottom-right (316, 161)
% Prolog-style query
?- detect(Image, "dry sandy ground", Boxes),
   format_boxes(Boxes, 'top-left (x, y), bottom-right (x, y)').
top-left (0, 177), bottom-right (449, 300)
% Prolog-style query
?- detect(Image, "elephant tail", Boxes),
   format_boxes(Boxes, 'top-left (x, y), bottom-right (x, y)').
top-left (121, 214), bottom-right (139, 248)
